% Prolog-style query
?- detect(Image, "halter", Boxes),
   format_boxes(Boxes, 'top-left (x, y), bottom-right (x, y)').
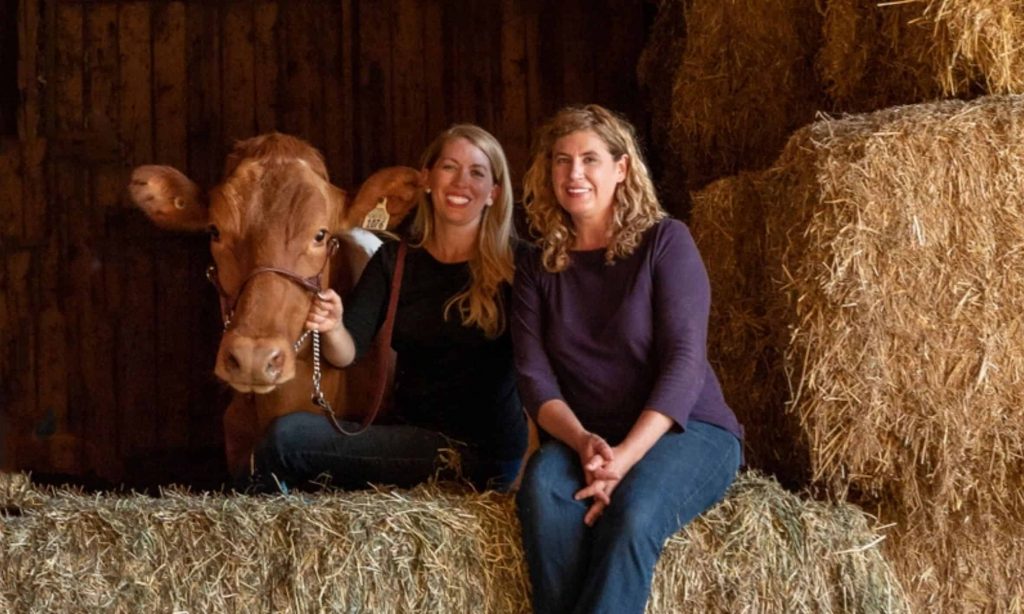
top-left (205, 235), bottom-right (352, 430)
top-left (205, 236), bottom-right (341, 330)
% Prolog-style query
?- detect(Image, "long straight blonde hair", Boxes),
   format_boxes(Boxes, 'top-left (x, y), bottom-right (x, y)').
top-left (522, 104), bottom-right (666, 273)
top-left (412, 124), bottom-right (516, 338)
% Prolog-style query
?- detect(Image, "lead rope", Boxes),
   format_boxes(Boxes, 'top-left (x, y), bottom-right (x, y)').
top-left (311, 240), bottom-right (406, 436)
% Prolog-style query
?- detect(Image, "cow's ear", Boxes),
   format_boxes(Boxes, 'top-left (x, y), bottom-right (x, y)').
top-left (128, 165), bottom-right (208, 232)
top-left (344, 166), bottom-right (423, 232)
top-left (328, 184), bottom-right (349, 232)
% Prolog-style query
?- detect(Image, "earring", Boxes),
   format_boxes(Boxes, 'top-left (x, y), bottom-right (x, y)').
top-left (425, 187), bottom-right (431, 194)
top-left (485, 198), bottom-right (493, 206)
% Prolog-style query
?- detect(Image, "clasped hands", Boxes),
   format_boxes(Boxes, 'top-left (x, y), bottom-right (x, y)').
top-left (573, 431), bottom-right (637, 527)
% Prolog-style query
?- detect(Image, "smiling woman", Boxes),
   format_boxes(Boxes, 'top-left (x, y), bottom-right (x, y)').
top-left (250, 124), bottom-right (529, 494)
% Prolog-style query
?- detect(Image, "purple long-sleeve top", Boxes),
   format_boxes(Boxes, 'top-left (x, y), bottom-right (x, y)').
top-left (512, 218), bottom-right (743, 445)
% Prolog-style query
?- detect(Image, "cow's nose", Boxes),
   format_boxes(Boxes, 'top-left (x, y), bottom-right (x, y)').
top-left (264, 349), bottom-right (284, 380)
top-left (217, 334), bottom-right (294, 390)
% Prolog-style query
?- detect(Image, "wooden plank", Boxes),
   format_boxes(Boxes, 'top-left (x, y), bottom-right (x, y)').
top-left (557, 0), bottom-right (589, 108)
top-left (152, 0), bottom-right (192, 457)
top-left (355, 0), bottom-right (393, 179)
top-left (280, 1), bottom-right (320, 143)
top-left (40, 2), bottom-right (81, 473)
top-left (222, 1), bottom-right (255, 144)
top-left (186, 2), bottom-right (221, 185)
top-left (188, 242), bottom-right (227, 453)
top-left (4, 252), bottom-right (37, 455)
top-left (0, 0), bottom-right (16, 137)
top-left (153, 0), bottom-right (188, 169)
top-left (391, 0), bottom-right (426, 167)
top-left (0, 143), bottom-right (22, 242)
top-left (17, 0), bottom-right (40, 143)
top-left (535, 0), bottom-right (562, 119)
top-left (468, 1), bottom-right (499, 130)
top-left (0, 249), bottom-right (7, 468)
top-left (54, 2), bottom-right (84, 135)
top-left (322, 0), bottom-right (353, 186)
top-left (117, 0), bottom-right (158, 461)
top-left (37, 234), bottom-right (71, 473)
top-left (119, 1), bottom-right (153, 166)
top-left (499, 0), bottom-right (531, 185)
top-left (154, 245), bottom-right (192, 452)
top-left (253, 0), bottom-right (280, 135)
top-left (422, 0), bottom-right (445, 139)
top-left (85, 2), bottom-right (123, 215)
top-left (18, 0), bottom-right (44, 244)
top-left (72, 236), bottom-right (120, 481)
top-left (522, 0), bottom-right (543, 132)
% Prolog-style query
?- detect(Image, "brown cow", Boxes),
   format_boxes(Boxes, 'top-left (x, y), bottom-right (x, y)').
top-left (128, 133), bottom-right (420, 475)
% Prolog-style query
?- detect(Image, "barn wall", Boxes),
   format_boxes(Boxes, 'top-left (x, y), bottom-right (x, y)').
top-left (0, 0), bottom-right (653, 487)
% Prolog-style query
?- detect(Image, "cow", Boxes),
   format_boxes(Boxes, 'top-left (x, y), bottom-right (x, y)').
top-left (128, 133), bottom-right (420, 476)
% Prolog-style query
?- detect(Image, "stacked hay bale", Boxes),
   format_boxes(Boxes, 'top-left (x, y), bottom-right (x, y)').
top-left (642, 0), bottom-right (1024, 205)
top-left (0, 472), bottom-right (907, 612)
top-left (691, 94), bottom-right (1024, 612)
top-left (640, 0), bottom-right (824, 209)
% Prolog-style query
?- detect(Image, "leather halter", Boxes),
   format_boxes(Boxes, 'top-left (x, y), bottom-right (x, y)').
top-left (206, 236), bottom-right (341, 329)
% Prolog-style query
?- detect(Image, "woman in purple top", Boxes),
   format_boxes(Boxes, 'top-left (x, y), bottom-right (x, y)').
top-left (513, 104), bottom-right (743, 614)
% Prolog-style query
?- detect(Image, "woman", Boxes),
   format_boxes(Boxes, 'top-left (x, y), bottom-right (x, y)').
top-left (513, 105), bottom-right (743, 613)
top-left (254, 124), bottom-right (528, 492)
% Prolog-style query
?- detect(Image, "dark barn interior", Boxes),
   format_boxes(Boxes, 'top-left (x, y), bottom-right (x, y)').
top-left (0, 0), bottom-right (655, 489)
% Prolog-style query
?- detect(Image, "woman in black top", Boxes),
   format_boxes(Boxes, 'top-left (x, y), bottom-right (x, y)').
top-left (254, 124), bottom-right (527, 491)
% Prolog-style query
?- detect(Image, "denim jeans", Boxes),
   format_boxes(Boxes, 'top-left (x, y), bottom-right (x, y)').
top-left (515, 420), bottom-right (741, 614)
top-left (249, 412), bottom-right (522, 493)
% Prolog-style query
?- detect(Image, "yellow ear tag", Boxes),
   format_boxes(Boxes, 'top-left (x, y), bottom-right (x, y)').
top-left (362, 197), bottom-right (390, 231)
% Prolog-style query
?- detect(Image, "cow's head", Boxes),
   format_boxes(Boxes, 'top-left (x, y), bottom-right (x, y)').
top-left (129, 133), bottom-right (419, 393)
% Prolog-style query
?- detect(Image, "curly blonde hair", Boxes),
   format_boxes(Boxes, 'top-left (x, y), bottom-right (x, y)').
top-left (412, 124), bottom-right (516, 338)
top-left (522, 104), bottom-right (666, 272)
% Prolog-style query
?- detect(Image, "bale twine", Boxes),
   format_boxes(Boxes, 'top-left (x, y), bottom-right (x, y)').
top-left (0, 471), bottom-right (906, 613)
top-left (691, 94), bottom-right (1024, 611)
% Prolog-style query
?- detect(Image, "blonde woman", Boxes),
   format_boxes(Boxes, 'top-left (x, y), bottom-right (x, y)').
top-left (255, 124), bottom-right (527, 491)
top-left (513, 105), bottom-right (743, 613)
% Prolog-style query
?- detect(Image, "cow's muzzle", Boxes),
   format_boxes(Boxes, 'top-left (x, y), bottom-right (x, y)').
top-left (215, 331), bottom-right (296, 393)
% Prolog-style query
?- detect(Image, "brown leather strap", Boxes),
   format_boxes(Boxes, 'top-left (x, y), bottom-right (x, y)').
top-left (324, 240), bottom-right (406, 435)
top-left (367, 240), bottom-right (406, 422)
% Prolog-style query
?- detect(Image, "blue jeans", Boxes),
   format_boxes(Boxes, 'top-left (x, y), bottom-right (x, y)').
top-left (249, 412), bottom-right (522, 492)
top-left (516, 420), bottom-right (740, 614)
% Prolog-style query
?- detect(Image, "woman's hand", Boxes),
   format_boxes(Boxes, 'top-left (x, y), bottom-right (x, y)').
top-left (571, 432), bottom-right (627, 526)
top-left (574, 446), bottom-right (640, 526)
top-left (573, 410), bottom-right (675, 526)
top-left (306, 289), bottom-right (343, 332)
top-left (574, 431), bottom-right (615, 485)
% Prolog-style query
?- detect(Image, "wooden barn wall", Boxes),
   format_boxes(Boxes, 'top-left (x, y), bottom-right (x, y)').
top-left (0, 0), bottom-right (653, 487)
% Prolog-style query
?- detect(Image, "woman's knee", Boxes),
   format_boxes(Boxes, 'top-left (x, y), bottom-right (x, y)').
top-left (257, 413), bottom-right (319, 462)
top-left (516, 442), bottom-right (583, 516)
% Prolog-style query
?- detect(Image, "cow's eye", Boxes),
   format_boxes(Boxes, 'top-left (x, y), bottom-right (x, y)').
top-left (314, 229), bottom-right (328, 243)
top-left (207, 224), bottom-right (221, 242)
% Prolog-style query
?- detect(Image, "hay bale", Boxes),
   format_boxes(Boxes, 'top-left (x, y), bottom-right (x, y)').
top-left (818, 0), bottom-right (946, 111)
top-left (667, 0), bottom-right (824, 193)
top-left (636, 0), bottom-right (692, 217)
top-left (0, 471), bottom-right (906, 613)
top-left (692, 94), bottom-right (1024, 610)
top-left (820, 0), bottom-right (1024, 105)
top-left (928, 0), bottom-right (1024, 95)
top-left (887, 511), bottom-right (1024, 613)
top-left (640, 1), bottom-right (1024, 200)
